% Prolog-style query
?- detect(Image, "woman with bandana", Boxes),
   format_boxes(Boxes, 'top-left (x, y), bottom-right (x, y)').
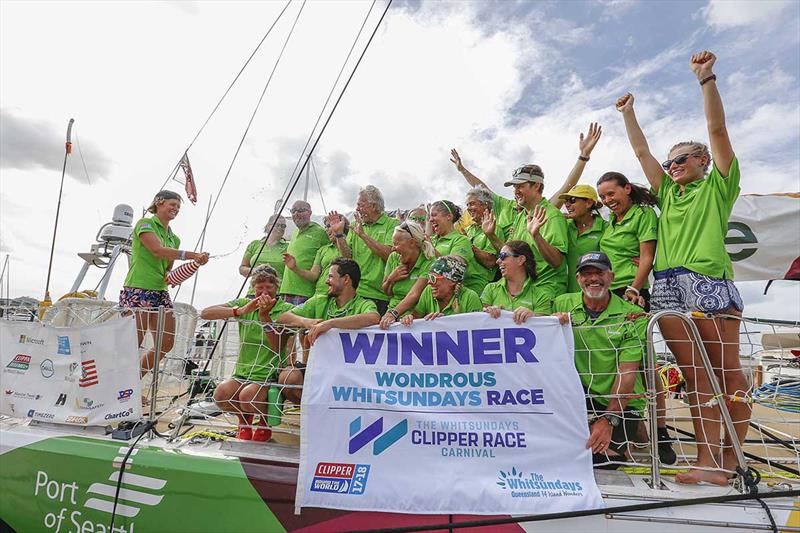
top-left (399, 256), bottom-right (482, 323)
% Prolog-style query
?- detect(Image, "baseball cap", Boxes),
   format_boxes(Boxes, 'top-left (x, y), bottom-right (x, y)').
top-left (558, 184), bottom-right (598, 203)
top-left (504, 165), bottom-right (544, 187)
top-left (576, 252), bottom-right (612, 272)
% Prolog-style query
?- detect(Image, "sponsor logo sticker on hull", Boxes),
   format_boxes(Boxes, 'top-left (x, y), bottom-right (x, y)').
top-left (55, 393), bottom-right (67, 406)
top-left (19, 335), bottom-right (45, 345)
top-left (310, 462), bottom-right (370, 495)
top-left (57, 335), bottom-right (72, 355)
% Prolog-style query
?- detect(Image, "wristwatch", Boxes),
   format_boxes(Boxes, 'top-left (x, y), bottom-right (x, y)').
top-left (601, 412), bottom-right (622, 427)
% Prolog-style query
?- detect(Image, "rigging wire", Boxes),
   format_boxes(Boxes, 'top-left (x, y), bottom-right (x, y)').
top-left (74, 129), bottom-right (93, 186)
top-left (154, 0), bottom-right (294, 195)
top-left (172, 0), bottom-right (307, 301)
top-left (194, 0), bottom-right (394, 383)
top-left (274, 0), bottom-right (377, 209)
top-left (310, 155), bottom-right (327, 214)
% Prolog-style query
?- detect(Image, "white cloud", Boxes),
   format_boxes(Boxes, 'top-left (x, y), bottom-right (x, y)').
top-left (702, 0), bottom-right (793, 29)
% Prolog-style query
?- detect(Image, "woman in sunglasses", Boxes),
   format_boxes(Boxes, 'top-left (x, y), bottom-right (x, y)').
top-left (596, 172), bottom-right (658, 310)
top-left (617, 51), bottom-right (749, 486)
top-left (398, 256), bottom-right (482, 324)
top-left (240, 213), bottom-right (289, 284)
top-left (556, 185), bottom-right (606, 294)
top-left (378, 221), bottom-right (437, 329)
top-left (482, 240), bottom-right (551, 323)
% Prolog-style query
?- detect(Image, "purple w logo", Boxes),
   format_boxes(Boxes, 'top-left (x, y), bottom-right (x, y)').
top-left (348, 416), bottom-right (408, 455)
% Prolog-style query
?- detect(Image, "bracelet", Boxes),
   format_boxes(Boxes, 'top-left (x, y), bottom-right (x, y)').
top-left (578, 155), bottom-right (590, 162)
top-left (232, 307), bottom-right (240, 318)
top-left (699, 74), bottom-right (717, 86)
top-left (335, 233), bottom-right (344, 239)
top-left (625, 286), bottom-right (640, 297)
top-left (178, 250), bottom-right (186, 261)
top-left (388, 308), bottom-right (400, 320)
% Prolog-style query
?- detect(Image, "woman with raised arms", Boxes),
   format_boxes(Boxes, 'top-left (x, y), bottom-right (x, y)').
top-left (617, 51), bottom-right (749, 485)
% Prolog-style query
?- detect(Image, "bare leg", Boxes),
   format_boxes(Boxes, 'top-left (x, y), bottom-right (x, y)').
top-left (140, 309), bottom-right (175, 376)
top-left (659, 316), bottom-right (728, 485)
top-left (278, 367), bottom-right (304, 405)
top-left (214, 379), bottom-right (249, 425)
top-left (696, 313), bottom-right (751, 473)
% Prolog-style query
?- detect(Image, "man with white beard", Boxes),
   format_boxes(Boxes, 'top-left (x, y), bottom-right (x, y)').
top-left (553, 252), bottom-right (675, 467)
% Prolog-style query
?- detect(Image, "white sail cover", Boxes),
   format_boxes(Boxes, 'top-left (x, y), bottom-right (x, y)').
top-left (729, 194), bottom-right (800, 281)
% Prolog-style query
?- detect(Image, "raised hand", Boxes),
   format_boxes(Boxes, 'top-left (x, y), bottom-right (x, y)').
top-left (481, 209), bottom-right (497, 236)
top-left (327, 211), bottom-right (346, 234)
top-left (353, 211), bottom-right (366, 237)
top-left (615, 92), bottom-right (634, 113)
top-left (526, 205), bottom-right (547, 236)
top-left (579, 122), bottom-right (602, 157)
top-left (450, 149), bottom-right (465, 172)
top-left (282, 252), bottom-right (297, 270)
top-left (690, 50), bottom-right (716, 80)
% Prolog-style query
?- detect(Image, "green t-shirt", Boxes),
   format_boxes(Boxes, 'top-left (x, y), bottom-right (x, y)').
top-left (599, 205), bottom-right (658, 290)
top-left (480, 276), bottom-right (552, 315)
top-left (655, 158), bottom-right (740, 279)
top-left (123, 216), bottom-right (180, 291)
top-left (414, 285), bottom-right (483, 317)
top-left (243, 239), bottom-right (288, 280)
top-left (566, 217), bottom-right (607, 293)
top-left (347, 213), bottom-right (399, 302)
top-left (383, 251), bottom-right (434, 309)
top-left (311, 242), bottom-right (340, 296)
top-left (492, 194), bottom-right (569, 298)
top-left (280, 222), bottom-right (329, 298)
top-left (291, 293), bottom-right (378, 320)
top-left (227, 297), bottom-right (295, 382)
top-left (463, 224), bottom-right (502, 295)
top-left (553, 292), bottom-right (646, 411)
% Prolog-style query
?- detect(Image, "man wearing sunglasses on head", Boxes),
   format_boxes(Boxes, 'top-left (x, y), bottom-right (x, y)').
top-left (450, 150), bottom-right (569, 301)
top-left (280, 200), bottom-right (329, 305)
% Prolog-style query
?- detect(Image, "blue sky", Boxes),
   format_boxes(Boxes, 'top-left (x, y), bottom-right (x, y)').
top-left (1, 0), bottom-right (798, 315)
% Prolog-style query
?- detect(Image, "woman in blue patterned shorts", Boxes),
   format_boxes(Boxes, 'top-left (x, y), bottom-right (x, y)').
top-left (617, 51), bottom-right (749, 485)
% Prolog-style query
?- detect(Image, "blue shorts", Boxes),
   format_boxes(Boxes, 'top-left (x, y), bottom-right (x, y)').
top-left (651, 267), bottom-right (743, 314)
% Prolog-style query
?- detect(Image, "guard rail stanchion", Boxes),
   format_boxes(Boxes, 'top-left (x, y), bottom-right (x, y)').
top-left (148, 306), bottom-right (166, 436)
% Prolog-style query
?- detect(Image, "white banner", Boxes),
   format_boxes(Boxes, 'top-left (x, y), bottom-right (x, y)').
top-left (0, 316), bottom-right (142, 426)
top-left (296, 312), bottom-right (603, 515)
top-left (728, 194), bottom-right (800, 281)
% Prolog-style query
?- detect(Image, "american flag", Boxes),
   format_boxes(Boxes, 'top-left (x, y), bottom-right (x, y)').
top-left (177, 152), bottom-right (198, 205)
top-left (79, 359), bottom-right (99, 388)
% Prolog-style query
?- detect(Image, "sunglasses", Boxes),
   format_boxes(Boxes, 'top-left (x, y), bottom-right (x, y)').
top-left (428, 273), bottom-right (446, 283)
top-left (409, 216), bottom-right (426, 223)
top-left (565, 197), bottom-right (585, 205)
top-left (291, 207), bottom-right (310, 214)
top-left (661, 153), bottom-right (698, 171)
top-left (398, 222), bottom-right (414, 237)
top-left (512, 166), bottom-right (543, 179)
top-left (497, 251), bottom-right (521, 261)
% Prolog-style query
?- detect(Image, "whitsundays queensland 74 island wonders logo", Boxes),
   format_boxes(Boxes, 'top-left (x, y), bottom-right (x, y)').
top-left (496, 467), bottom-right (584, 499)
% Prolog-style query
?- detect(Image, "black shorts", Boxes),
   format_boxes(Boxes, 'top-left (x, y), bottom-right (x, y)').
top-left (368, 298), bottom-right (389, 316)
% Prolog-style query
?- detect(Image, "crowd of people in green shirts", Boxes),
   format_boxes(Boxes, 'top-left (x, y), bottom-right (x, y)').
top-left (125, 51), bottom-right (749, 484)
